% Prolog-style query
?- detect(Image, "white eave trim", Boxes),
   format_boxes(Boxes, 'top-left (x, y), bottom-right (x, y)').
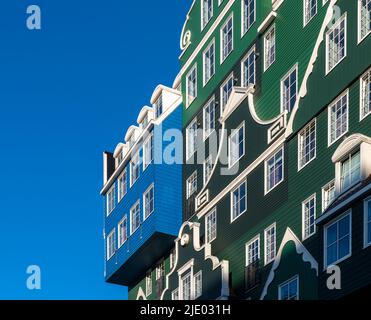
top-left (257, 12), bottom-right (277, 34)
top-left (220, 86), bottom-right (252, 122)
top-left (332, 134), bottom-right (371, 163)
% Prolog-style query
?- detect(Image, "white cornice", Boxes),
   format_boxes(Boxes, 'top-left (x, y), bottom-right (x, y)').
top-left (257, 12), bottom-right (277, 34)
top-left (332, 134), bottom-right (371, 163)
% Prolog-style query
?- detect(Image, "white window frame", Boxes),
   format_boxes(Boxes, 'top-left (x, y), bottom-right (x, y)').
top-left (280, 64), bottom-right (298, 113)
top-left (241, 0), bottom-right (256, 36)
top-left (360, 67), bottom-right (371, 120)
top-left (264, 223), bottom-right (277, 265)
top-left (186, 171), bottom-right (198, 199)
top-left (106, 229), bottom-right (116, 261)
top-left (118, 215), bottom-right (128, 248)
top-left (186, 118), bottom-right (198, 160)
top-left (205, 208), bottom-right (217, 243)
top-left (325, 13), bottom-right (347, 75)
top-left (278, 275), bottom-right (299, 300)
top-left (298, 118), bottom-right (316, 171)
top-left (220, 73), bottom-right (234, 115)
top-left (130, 200), bottom-right (141, 235)
top-left (194, 271), bottom-right (203, 299)
top-left (186, 64), bottom-right (198, 108)
top-left (203, 96), bottom-right (216, 140)
top-left (130, 150), bottom-right (141, 187)
top-left (364, 196), bottom-right (371, 248)
top-left (302, 194), bottom-right (317, 240)
top-left (230, 180), bottom-right (248, 223)
top-left (264, 147), bottom-right (285, 194)
top-left (322, 179), bottom-right (335, 212)
top-left (203, 155), bottom-right (213, 186)
top-left (145, 272), bottom-right (152, 297)
top-left (117, 169), bottom-right (127, 202)
top-left (303, 0), bottom-right (318, 26)
top-left (324, 210), bottom-right (352, 269)
top-left (220, 15), bottom-right (234, 63)
top-left (143, 184), bottom-right (155, 220)
top-left (358, 0), bottom-right (371, 43)
top-left (106, 184), bottom-right (116, 216)
top-left (172, 288), bottom-right (179, 300)
top-left (245, 235), bottom-right (260, 266)
top-left (327, 90), bottom-right (349, 146)
top-left (143, 132), bottom-right (154, 170)
top-left (241, 45), bottom-right (256, 87)
top-left (201, 0), bottom-right (213, 30)
top-left (203, 39), bottom-right (216, 86)
top-left (228, 122), bottom-right (245, 168)
top-left (264, 24), bottom-right (276, 71)
top-left (340, 150), bottom-right (361, 192)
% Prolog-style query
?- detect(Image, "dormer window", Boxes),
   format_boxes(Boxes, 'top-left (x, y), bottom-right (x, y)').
top-left (128, 135), bottom-right (135, 148)
top-left (340, 150), bottom-right (361, 192)
top-left (117, 150), bottom-right (124, 166)
top-left (142, 114), bottom-right (149, 128)
top-left (154, 95), bottom-right (163, 119)
top-left (332, 134), bottom-right (371, 198)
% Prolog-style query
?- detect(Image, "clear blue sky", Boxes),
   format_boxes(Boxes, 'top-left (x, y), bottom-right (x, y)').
top-left (0, 0), bottom-right (188, 299)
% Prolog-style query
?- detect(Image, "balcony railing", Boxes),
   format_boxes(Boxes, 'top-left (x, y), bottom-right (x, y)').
top-left (245, 260), bottom-right (261, 292)
top-left (184, 194), bottom-right (196, 221)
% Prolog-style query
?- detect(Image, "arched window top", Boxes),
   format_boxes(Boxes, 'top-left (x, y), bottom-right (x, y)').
top-left (332, 134), bottom-right (371, 163)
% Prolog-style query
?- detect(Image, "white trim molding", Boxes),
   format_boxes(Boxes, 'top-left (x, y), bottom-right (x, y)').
top-left (260, 227), bottom-right (318, 300)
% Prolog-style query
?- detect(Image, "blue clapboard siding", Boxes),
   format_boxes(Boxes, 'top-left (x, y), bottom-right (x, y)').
top-left (104, 104), bottom-right (182, 285)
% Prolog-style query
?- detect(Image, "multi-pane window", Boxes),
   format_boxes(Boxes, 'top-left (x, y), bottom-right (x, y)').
top-left (203, 155), bottom-right (213, 185)
top-left (154, 95), bottom-right (163, 118)
top-left (326, 14), bottom-right (346, 74)
top-left (281, 66), bottom-right (298, 113)
top-left (264, 25), bottom-right (276, 71)
top-left (364, 197), bottom-right (371, 247)
top-left (118, 216), bottom-right (127, 247)
top-left (229, 123), bottom-right (245, 167)
top-left (156, 261), bottom-right (165, 280)
top-left (143, 184), bottom-right (154, 220)
top-left (298, 119), bottom-right (316, 170)
top-left (304, 0), bottom-right (317, 26)
top-left (279, 276), bottom-right (299, 300)
top-left (359, 0), bottom-right (371, 42)
top-left (106, 185), bottom-right (116, 215)
top-left (360, 68), bottom-right (371, 119)
top-left (325, 212), bottom-right (351, 267)
top-left (186, 118), bottom-right (198, 160)
top-left (146, 272), bottom-right (152, 297)
top-left (302, 195), bottom-right (316, 240)
top-left (186, 171), bottom-right (198, 199)
top-left (341, 151), bottom-right (361, 191)
top-left (242, 0), bottom-right (255, 34)
top-left (181, 272), bottom-right (192, 300)
top-left (130, 151), bottom-right (141, 186)
top-left (322, 180), bottom-right (335, 212)
top-left (221, 16), bottom-right (233, 62)
top-left (220, 74), bottom-right (234, 114)
top-left (117, 150), bottom-right (124, 167)
top-left (107, 230), bottom-right (116, 260)
top-left (203, 41), bottom-right (215, 85)
top-left (328, 91), bottom-right (348, 145)
top-left (203, 97), bottom-right (215, 139)
top-left (201, 0), bottom-right (213, 29)
top-left (186, 65), bottom-right (197, 107)
top-left (264, 223), bottom-right (276, 265)
top-left (205, 208), bottom-right (217, 243)
top-left (143, 133), bottom-right (154, 170)
top-left (118, 169), bottom-right (127, 202)
top-left (194, 271), bottom-right (202, 299)
top-left (242, 46), bottom-right (256, 87)
top-left (265, 148), bottom-right (284, 193)
top-left (246, 236), bottom-right (260, 266)
top-left (231, 180), bottom-right (247, 222)
top-left (172, 289), bottom-right (179, 300)
top-left (130, 201), bottom-right (141, 234)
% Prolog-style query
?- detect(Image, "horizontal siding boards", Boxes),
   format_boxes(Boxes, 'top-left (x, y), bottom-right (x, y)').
top-left (318, 194), bottom-right (371, 299)
top-left (294, 0), bottom-right (371, 133)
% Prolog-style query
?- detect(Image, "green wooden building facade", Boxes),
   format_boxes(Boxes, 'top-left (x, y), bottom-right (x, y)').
top-left (126, 0), bottom-right (371, 300)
